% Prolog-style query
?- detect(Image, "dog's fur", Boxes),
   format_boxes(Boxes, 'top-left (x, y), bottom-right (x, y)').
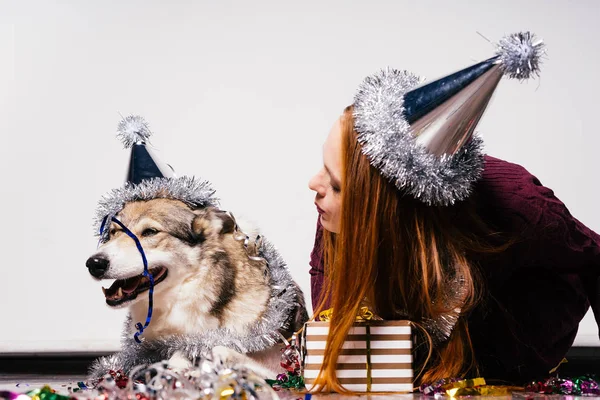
top-left (87, 198), bottom-right (306, 378)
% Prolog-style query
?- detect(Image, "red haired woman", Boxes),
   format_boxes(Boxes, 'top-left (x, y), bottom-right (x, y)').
top-left (307, 33), bottom-right (600, 390)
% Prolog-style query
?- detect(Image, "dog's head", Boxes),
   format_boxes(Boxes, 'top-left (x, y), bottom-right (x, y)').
top-left (86, 199), bottom-right (240, 308)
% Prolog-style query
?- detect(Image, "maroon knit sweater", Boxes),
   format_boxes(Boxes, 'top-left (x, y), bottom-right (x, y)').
top-left (308, 155), bottom-right (600, 383)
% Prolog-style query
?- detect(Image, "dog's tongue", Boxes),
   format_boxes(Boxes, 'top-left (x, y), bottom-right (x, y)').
top-left (105, 275), bottom-right (141, 296)
top-left (121, 276), bottom-right (142, 294)
top-left (102, 268), bottom-right (167, 299)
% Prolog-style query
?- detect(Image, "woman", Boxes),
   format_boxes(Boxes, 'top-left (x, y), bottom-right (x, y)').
top-left (307, 33), bottom-right (600, 391)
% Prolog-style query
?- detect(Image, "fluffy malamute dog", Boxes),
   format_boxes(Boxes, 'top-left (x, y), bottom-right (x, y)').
top-left (86, 198), bottom-right (307, 379)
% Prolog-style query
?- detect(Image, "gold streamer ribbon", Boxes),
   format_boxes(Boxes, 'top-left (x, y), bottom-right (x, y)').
top-left (318, 306), bottom-right (374, 322)
top-left (442, 377), bottom-right (486, 392)
top-left (549, 357), bottom-right (568, 374)
top-left (441, 378), bottom-right (524, 398)
top-left (447, 385), bottom-right (524, 397)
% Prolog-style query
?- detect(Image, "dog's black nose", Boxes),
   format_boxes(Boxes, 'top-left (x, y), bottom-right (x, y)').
top-left (86, 256), bottom-right (109, 278)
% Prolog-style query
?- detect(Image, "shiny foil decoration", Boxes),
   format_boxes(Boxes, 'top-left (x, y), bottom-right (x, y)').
top-left (266, 336), bottom-right (305, 391)
top-left (420, 374), bottom-right (600, 397)
top-left (524, 375), bottom-right (600, 396)
top-left (38, 359), bottom-right (280, 400)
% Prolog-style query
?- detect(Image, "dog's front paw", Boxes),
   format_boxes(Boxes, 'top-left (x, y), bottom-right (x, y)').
top-left (168, 350), bottom-right (192, 372)
top-left (211, 345), bottom-right (239, 367)
top-left (211, 346), bottom-right (278, 379)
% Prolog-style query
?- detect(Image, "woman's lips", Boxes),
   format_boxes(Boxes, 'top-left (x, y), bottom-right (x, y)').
top-left (315, 204), bottom-right (326, 215)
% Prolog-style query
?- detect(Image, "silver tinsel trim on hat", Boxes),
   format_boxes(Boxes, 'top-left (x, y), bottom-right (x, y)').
top-left (117, 115), bottom-right (152, 148)
top-left (353, 68), bottom-right (484, 206)
top-left (88, 237), bottom-right (308, 380)
top-left (496, 31), bottom-right (545, 81)
top-left (94, 176), bottom-right (219, 240)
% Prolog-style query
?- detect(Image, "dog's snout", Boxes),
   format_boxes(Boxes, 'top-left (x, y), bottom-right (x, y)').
top-left (86, 256), bottom-right (109, 278)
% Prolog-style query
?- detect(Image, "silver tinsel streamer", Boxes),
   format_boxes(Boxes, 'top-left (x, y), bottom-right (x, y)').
top-left (422, 273), bottom-right (467, 346)
top-left (88, 237), bottom-right (308, 381)
top-left (496, 31), bottom-right (545, 81)
top-left (78, 359), bottom-right (279, 400)
top-left (117, 115), bottom-right (153, 148)
top-left (353, 68), bottom-right (484, 206)
top-left (392, 268), bottom-right (466, 346)
top-left (94, 176), bottom-right (219, 240)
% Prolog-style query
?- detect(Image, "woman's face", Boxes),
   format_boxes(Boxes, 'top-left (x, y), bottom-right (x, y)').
top-left (309, 117), bottom-right (343, 233)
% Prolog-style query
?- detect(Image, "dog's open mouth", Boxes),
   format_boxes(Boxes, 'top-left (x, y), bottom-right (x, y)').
top-left (102, 267), bottom-right (168, 306)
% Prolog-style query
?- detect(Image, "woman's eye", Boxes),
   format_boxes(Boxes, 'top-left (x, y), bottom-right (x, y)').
top-left (331, 185), bottom-right (341, 193)
top-left (109, 229), bottom-right (116, 236)
top-left (142, 228), bottom-right (159, 237)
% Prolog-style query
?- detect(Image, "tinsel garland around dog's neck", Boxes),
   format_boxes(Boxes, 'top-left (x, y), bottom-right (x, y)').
top-left (88, 237), bottom-right (307, 379)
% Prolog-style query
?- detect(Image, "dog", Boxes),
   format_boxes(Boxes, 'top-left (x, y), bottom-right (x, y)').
top-left (85, 198), bottom-right (308, 379)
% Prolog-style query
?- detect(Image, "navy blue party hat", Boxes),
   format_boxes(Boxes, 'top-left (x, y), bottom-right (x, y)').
top-left (116, 115), bottom-right (175, 185)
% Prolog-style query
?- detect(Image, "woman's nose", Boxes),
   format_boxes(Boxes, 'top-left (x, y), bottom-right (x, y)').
top-left (308, 173), bottom-right (325, 196)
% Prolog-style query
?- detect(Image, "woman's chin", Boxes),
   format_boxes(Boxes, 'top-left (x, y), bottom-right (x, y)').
top-left (319, 215), bottom-right (339, 233)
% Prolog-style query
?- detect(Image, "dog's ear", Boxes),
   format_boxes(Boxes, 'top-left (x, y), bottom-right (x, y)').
top-left (213, 210), bottom-right (236, 235)
top-left (245, 234), bottom-right (263, 257)
top-left (191, 208), bottom-right (237, 243)
top-left (191, 209), bottom-right (210, 243)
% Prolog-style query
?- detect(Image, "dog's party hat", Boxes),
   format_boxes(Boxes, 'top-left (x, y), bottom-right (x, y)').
top-left (117, 115), bottom-right (176, 185)
top-left (94, 116), bottom-right (218, 240)
top-left (353, 31), bottom-right (546, 207)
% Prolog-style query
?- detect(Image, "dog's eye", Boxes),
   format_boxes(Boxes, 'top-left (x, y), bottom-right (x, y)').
top-left (142, 228), bottom-right (159, 237)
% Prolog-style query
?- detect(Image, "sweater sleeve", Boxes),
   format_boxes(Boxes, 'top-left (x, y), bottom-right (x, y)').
top-left (482, 156), bottom-right (600, 338)
top-left (309, 218), bottom-right (325, 312)
top-left (532, 187), bottom-right (600, 338)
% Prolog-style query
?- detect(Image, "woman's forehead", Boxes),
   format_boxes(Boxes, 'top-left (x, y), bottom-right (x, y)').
top-left (323, 119), bottom-right (343, 174)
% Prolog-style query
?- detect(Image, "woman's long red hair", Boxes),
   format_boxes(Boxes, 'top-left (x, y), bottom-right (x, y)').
top-left (311, 106), bottom-right (510, 393)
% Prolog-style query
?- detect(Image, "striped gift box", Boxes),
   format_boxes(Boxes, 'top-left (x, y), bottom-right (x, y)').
top-left (302, 320), bottom-right (413, 393)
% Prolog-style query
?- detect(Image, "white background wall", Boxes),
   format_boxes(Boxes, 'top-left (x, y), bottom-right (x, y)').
top-left (0, 0), bottom-right (598, 353)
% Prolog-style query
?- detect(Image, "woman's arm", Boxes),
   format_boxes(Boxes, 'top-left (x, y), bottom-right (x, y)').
top-left (533, 186), bottom-right (600, 337)
top-left (481, 156), bottom-right (600, 337)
